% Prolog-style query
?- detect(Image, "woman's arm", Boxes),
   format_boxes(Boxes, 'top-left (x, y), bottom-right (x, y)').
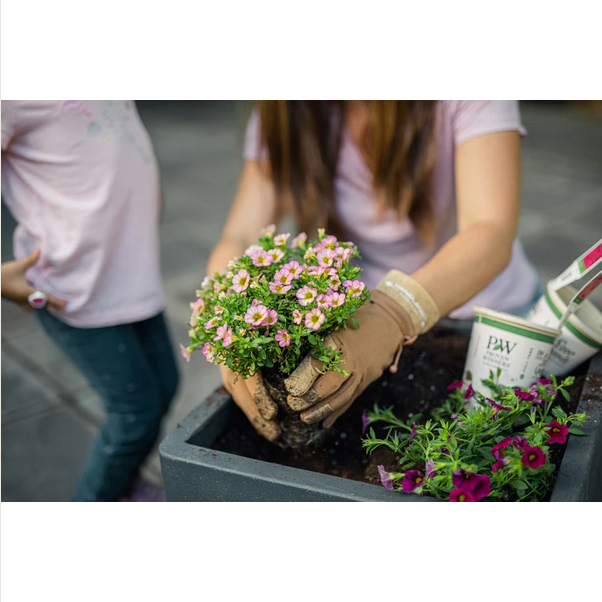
top-left (411, 130), bottom-right (521, 316)
top-left (206, 160), bottom-right (282, 276)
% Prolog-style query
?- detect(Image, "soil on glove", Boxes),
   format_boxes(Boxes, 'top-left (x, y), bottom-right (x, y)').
top-left (212, 325), bottom-right (587, 488)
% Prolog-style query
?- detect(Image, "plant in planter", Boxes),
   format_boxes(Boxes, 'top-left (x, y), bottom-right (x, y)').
top-left (182, 226), bottom-right (370, 448)
top-left (364, 370), bottom-right (587, 501)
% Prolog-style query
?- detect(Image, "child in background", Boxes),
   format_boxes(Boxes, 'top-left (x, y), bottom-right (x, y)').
top-left (1, 100), bottom-right (179, 501)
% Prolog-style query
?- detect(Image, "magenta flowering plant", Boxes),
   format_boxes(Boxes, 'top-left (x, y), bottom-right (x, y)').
top-left (183, 226), bottom-right (370, 379)
top-left (363, 372), bottom-right (587, 502)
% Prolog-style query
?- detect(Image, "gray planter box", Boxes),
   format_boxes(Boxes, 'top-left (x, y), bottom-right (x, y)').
top-left (160, 354), bottom-right (602, 502)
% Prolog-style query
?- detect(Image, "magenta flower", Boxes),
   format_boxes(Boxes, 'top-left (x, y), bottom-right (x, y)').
top-left (292, 309), bottom-right (303, 325)
top-left (201, 342), bottom-right (214, 363)
top-left (464, 384), bottom-right (474, 400)
top-left (222, 328), bottom-right (234, 347)
top-left (267, 248), bottom-right (284, 263)
top-left (487, 398), bottom-right (511, 419)
top-left (343, 279), bottom-right (365, 297)
top-left (273, 233), bottom-right (290, 247)
top-left (513, 435), bottom-right (528, 449)
top-left (179, 343), bottom-right (191, 363)
top-left (269, 282), bottom-right (292, 295)
top-left (327, 291), bottom-right (345, 307)
top-left (491, 436), bottom-right (513, 460)
top-left (425, 459), bottom-right (436, 479)
top-left (516, 390), bottom-right (535, 401)
top-left (401, 470), bottom-right (424, 493)
top-left (377, 465), bottom-right (394, 490)
top-left (317, 248), bottom-right (335, 267)
top-left (449, 488), bottom-right (476, 502)
top-left (244, 304), bottom-right (268, 326)
top-left (452, 469), bottom-right (480, 491)
top-left (409, 422), bottom-right (417, 443)
top-left (231, 269), bottom-right (250, 293)
top-left (447, 381), bottom-right (463, 391)
top-left (297, 286), bottom-right (317, 306)
top-left (522, 445), bottom-right (546, 469)
top-left (251, 250), bottom-right (272, 267)
top-left (214, 322), bottom-right (229, 342)
top-left (275, 329), bottom-right (291, 348)
top-left (545, 420), bottom-right (569, 444)
top-left (316, 294), bottom-right (331, 309)
top-left (492, 457), bottom-right (509, 473)
top-left (305, 308), bottom-right (325, 330)
top-left (261, 309), bottom-right (278, 327)
top-left (471, 474), bottom-right (491, 501)
top-left (290, 232), bottom-right (307, 248)
top-left (361, 410), bottom-right (371, 435)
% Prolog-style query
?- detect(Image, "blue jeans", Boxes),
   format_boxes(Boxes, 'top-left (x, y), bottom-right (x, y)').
top-left (440, 279), bottom-right (546, 338)
top-left (36, 311), bottom-right (179, 501)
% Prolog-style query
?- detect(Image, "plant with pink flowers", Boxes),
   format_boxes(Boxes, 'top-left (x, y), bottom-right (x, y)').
top-left (182, 227), bottom-right (370, 379)
top-left (363, 371), bottom-right (587, 501)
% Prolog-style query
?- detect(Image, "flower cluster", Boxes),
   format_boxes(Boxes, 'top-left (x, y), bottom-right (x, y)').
top-left (363, 372), bottom-right (587, 502)
top-left (182, 227), bottom-right (370, 378)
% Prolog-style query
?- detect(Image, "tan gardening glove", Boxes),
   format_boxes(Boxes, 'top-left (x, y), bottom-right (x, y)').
top-left (219, 366), bottom-right (281, 442)
top-left (284, 270), bottom-right (440, 428)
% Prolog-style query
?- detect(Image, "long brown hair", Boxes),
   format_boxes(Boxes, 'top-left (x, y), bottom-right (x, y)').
top-left (256, 100), bottom-right (438, 243)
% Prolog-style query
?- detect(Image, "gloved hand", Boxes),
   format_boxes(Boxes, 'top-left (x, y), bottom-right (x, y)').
top-left (219, 366), bottom-right (281, 442)
top-left (284, 270), bottom-right (440, 428)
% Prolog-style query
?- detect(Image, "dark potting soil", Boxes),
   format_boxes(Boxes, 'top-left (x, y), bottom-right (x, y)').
top-left (212, 325), bottom-right (587, 488)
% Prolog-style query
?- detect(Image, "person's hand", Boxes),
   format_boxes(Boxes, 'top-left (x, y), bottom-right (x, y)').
top-left (284, 270), bottom-right (440, 428)
top-left (219, 365), bottom-right (281, 442)
top-left (1, 249), bottom-right (67, 311)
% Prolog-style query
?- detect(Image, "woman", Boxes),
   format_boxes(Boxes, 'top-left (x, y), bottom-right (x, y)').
top-left (207, 100), bottom-right (539, 441)
top-left (1, 100), bottom-right (179, 501)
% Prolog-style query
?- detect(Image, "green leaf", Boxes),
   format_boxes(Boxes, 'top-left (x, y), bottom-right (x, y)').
top-left (560, 388), bottom-right (570, 402)
top-left (568, 427), bottom-right (585, 436)
top-left (351, 318), bottom-right (360, 330)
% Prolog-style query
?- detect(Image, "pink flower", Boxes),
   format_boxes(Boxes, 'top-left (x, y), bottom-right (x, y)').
top-left (214, 305), bottom-right (225, 315)
top-left (303, 247), bottom-right (316, 261)
top-left (334, 246), bottom-right (351, 261)
top-left (425, 460), bottom-right (437, 479)
top-left (328, 292), bottom-right (345, 307)
top-left (307, 265), bottom-right (327, 277)
top-left (377, 465), bottom-right (394, 491)
top-left (545, 420), bottom-right (569, 444)
top-left (269, 282), bottom-right (292, 295)
top-left (267, 248), bottom-right (284, 263)
top-left (290, 232), bottom-right (307, 248)
top-left (231, 269), bottom-right (250, 293)
top-left (293, 309), bottom-right (303, 325)
top-left (244, 305), bottom-right (268, 326)
top-left (304, 308), bottom-right (325, 330)
top-left (223, 328), bottom-right (234, 347)
top-left (343, 279), bottom-right (365, 297)
top-left (251, 250), bottom-right (272, 267)
top-left (361, 410), bottom-right (371, 435)
top-left (275, 329), bottom-right (291, 347)
top-left (273, 268), bottom-right (293, 285)
top-left (297, 286), bottom-right (317, 306)
top-left (201, 342), bottom-right (214, 363)
top-left (251, 298), bottom-right (261, 306)
top-left (204, 317), bottom-right (219, 329)
top-left (317, 248), bottom-right (335, 267)
top-left (260, 224), bottom-right (276, 237)
top-left (261, 309), bottom-right (278, 327)
top-left (329, 274), bottom-right (341, 290)
top-left (179, 343), bottom-right (191, 363)
top-left (214, 322), bottom-right (229, 342)
top-left (273, 233), bottom-right (290, 247)
top-left (283, 261), bottom-right (303, 279)
top-left (316, 294), bottom-right (331, 309)
top-left (322, 235), bottom-right (338, 249)
top-left (190, 298), bottom-right (204, 314)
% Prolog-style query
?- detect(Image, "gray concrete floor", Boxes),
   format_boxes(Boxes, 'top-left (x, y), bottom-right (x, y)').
top-left (2, 101), bottom-right (601, 501)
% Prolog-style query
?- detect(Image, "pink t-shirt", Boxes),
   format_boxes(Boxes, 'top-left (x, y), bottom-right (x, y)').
top-left (243, 100), bottom-right (538, 319)
top-left (1, 100), bottom-right (164, 328)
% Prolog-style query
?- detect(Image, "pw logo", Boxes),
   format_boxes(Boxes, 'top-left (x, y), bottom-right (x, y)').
top-left (487, 335), bottom-right (517, 354)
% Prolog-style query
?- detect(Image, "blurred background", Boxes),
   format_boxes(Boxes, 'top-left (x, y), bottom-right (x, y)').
top-left (2, 100), bottom-right (601, 501)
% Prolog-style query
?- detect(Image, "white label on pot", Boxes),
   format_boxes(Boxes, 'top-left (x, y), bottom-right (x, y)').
top-left (464, 313), bottom-right (556, 401)
top-left (550, 238), bottom-right (602, 291)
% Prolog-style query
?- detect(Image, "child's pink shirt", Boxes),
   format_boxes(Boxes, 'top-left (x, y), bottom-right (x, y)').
top-left (1, 100), bottom-right (164, 327)
top-left (243, 101), bottom-right (538, 319)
